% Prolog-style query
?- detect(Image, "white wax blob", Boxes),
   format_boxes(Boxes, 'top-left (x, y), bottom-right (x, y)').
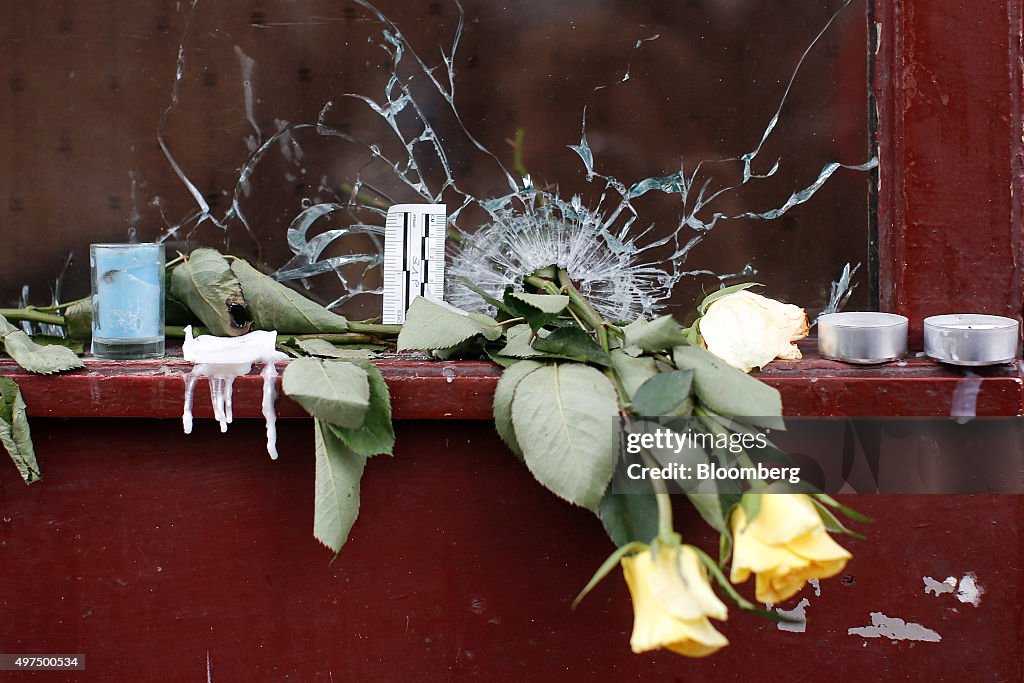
top-left (181, 326), bottom-right (289, 459)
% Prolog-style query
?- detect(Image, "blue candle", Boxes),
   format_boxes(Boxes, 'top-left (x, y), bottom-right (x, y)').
top-left (90, 243), bottom-right (165, 359)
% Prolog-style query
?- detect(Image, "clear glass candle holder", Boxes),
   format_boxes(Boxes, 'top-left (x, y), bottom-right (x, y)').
top-left (90, 243), bottom-right (165, 359)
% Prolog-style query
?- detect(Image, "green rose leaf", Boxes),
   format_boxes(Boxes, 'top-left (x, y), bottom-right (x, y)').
top-left (313, 419), bottom-right (367, 553)
top-left (484, 350), bottom-right (518, 367)
top-left (169, 248), bottom-right (250, 336)
top-left (431, 335), bottom-right (490, 360)
top-left (456, 278), bottom-right (513, 316)
top-left (397, 296), bottom-right (500, 351)
top-left (26, 336), bottom-right (85, 355)
top-left (504, 290), bottom-right (570, 332)
top-left (572, 540), bottom-right (650, 609)
top-left (740, 491), bottom-right (762, 525)
top-left (686, 493), bottom-right (736, 536)
top-left (1, 328), bottom-right (84, 375)
top-left (814, 493), bottom-right (873, 523)
top-left (231, 259), bottom-right (349, 334)
top-left (810, 497), bottom-right (867, 540)
top-left (492, 359), bottom-right (545, 460)
top-left (598, 491), bottom-right (659, 546)
top-left (328, 360), bottom-right (394, 457)
top-left (0, 315), bottom-right (16, 336)
top-left (672, 345), bottom-right (783, 428)
top-left (282, 357), bottom-right (370, 428)
top-left (62, 298), bottom-right (94, 339)
top-left (531, 326), bottom-right (612, 367)
top-left (295, 338), bottom-right (374, 359)
top-left (630, 370), bottom-right (694, 417)
top-left (0, 377), bottom-right (41, 484)
top-left (496, 324), bottom-right (544, 359)
top-left (165, 294), bottom-right (202, 327)
top-left (623, 315), bottom-right (687, 355)
top-left (468, 313), bottom-right (503, 339)
top-left (511, 363), bottom-right (619, 511)
top-left (697, 282), bottom-right (761, 315)
top-left (508, 291), bottom-right (570, 314)
top-left (609, 350), bottom-right (658, 400)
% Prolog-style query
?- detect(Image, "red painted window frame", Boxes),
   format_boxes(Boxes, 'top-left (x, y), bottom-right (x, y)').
top-left (6, 0), bottom-right (1024, 419)
top-left (873, 0), bottom-right (1024, 340)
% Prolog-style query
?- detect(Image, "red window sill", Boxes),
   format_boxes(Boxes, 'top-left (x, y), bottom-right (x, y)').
top-left (1, 340), bottom-right (1021, 419)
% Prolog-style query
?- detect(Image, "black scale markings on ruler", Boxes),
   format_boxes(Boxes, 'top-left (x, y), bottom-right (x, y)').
top-left (383, 204), bottom-right (447, 324)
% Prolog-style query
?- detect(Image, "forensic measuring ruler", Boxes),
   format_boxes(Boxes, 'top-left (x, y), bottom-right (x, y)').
top-left (383, 203), bottom-right (447, 324)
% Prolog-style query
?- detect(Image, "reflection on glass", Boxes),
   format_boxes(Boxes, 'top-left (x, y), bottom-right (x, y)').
top-left (1, 1), bottom-right (871, 320)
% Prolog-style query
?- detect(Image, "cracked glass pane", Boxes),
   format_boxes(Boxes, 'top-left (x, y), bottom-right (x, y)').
top-left (0, 0), bottom-right (871, 322)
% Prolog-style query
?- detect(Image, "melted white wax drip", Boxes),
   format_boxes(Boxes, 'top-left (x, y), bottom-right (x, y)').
top-left (181, 326), bottom-right (289, 459)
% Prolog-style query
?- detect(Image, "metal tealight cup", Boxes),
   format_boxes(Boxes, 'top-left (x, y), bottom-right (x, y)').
top-left (817, 312), bottom-right (908, 364)
top-left (923, 314), bottom-right (1019, 366)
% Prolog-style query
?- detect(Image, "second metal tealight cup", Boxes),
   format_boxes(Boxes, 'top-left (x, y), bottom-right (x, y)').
top-left (818, 312), bottom-right (908, 364)
top-left (923, 314), bottom-right (1019, 366)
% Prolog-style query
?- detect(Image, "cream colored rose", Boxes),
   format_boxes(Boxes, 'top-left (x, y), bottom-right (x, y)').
top-left (730, 494), bottom-right (852, 604)
top-left (621, 544), bottom-right (729, 657)
top-left (698, 290), bottom-right (808, 372)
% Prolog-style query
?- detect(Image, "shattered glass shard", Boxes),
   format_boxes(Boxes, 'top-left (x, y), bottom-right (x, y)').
top-left (153, 0), bottom-right (873, 319)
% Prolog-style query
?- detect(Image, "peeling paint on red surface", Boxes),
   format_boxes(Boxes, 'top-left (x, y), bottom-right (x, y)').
top-left (0, 420), bottom-right (1020, 681)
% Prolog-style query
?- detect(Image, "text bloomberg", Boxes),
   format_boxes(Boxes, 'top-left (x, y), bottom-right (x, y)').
top-left (626, 462), bottom-right (801, 485)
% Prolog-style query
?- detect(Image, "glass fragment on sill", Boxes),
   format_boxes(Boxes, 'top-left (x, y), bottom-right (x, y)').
top-left (814, 262), bottom-right (861, 327)
top-left (17, 253), bottom-right (75, 338)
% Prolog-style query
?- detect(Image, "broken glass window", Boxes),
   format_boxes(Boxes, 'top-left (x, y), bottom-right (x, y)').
top-left (1, 0), bottom-right (873, 321)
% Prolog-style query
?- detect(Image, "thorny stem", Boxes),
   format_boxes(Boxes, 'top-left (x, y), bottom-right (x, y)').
top-left (510, 128), bottom-right (528, 178)
top-left (154, 328), bottom-right (387, 349)
top-left (557, 269), bottom-right (609, 353)
top-left (162, 328), bottom-right (382, 346)
top-left (0, 309), bottom-right (66, 327)
top-left (346, 322), bottom-right (402, 336)
top-left (280, 333), bottom-right (378, 345)
top-left (164, 328), bottom-right (381, 346)
top-left (1, 307), bottom-right (400, 342)
top-left (695, 405), bottom-right (759, 474)
top-left (337, 182), bottom-right (391, 211)
top-left (637, 436), bottom-right (676, 543)
top-left (566, 307), bottom-right (588, 333)
top-left (527, 270), bottom-right (631, 401)
top-left (525, 272), bottom-right (606, 347)
top-left (527, 268), bottom-right (678, 542)
top-left (604, 366), bottom-right (631, 406)
top-left (165, 254), bottom-right (186, 269)
top-left (523, 274), bottom-right (562, 296)
top-left (527, 272), bottom-right (607, 347)
top-left (32, 297), bottom-right (90, 313)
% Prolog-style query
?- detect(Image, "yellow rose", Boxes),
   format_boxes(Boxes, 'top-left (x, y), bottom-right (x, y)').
top-left (730, 494), bottom-right (852, 604)
top-left (698, 290), bottom-right (809, 372)
top-left (621, 544), bottom-right (729, 657)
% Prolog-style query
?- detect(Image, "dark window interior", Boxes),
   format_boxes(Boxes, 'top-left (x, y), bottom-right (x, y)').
top-left (0, 0), bottom-right (871, 320)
